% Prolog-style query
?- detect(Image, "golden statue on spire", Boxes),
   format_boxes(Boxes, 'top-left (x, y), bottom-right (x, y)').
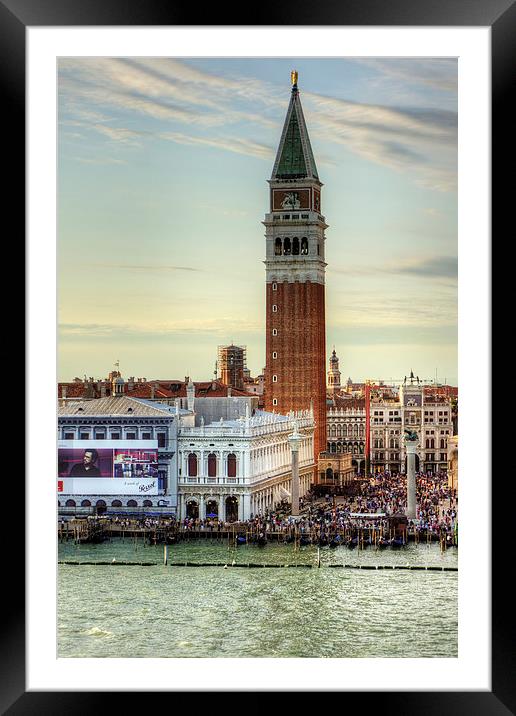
top-left (291, 70), bottom-right (298, 86)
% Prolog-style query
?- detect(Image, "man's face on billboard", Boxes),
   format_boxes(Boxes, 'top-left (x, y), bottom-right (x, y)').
top-left (83, 451), bottom-right (95, 466)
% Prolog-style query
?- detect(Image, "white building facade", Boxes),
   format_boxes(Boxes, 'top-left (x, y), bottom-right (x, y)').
top-left (370, 382), bottom-right (453, 474)
top-left (57, 396), bottom-right (181, 515)
top-left (178, 409), bottom-right (315, 522)
top-left (327, 398), bottom-right (366, 475)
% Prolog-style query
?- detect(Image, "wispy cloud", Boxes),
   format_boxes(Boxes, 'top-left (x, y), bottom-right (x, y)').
top-left (59, 58), bottom-right (457, 191)
top-left (59, 317), bottom-right (263, 338)
top-left (160, 131), bottom-right (274, 161)
top-left (307, 92), bottom-right (457, 191)
top-left (70, 156), bottom-right (128, 165)
top-left (356, 58), bottom-right (458, 93)
top-left (330, 293), bottom-right (457, 329)
top-left (92, 263), bottom-right (201, 273)
top-left (396, 256), bottom-right (457, 279)
top-left (331, 256), bottom-right (457, 281)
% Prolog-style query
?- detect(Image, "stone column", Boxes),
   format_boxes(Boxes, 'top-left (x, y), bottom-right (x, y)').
top-left (405, 438), bottom-right (418, 519)
top-left (288, 422), bottom-right (302, 517)
top-left (239, 494), bottom-right (248, 521)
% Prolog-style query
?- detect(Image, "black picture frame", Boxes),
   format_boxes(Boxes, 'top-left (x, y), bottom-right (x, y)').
top-left (6, 0), bottom-right (509, 712)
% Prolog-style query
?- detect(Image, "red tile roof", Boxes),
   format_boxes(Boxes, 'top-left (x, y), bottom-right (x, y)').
top-left (58, 378), bottom-right (249, 400)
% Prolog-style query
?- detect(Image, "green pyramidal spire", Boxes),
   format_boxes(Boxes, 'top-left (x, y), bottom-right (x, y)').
top-left (271, 71), bottom-right (319, 181)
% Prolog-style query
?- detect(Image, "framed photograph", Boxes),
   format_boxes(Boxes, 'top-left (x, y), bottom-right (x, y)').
top-left (8, 0), bottom-right (509, 710)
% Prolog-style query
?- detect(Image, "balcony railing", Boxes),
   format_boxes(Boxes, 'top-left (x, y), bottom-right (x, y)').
top-left (178, 476), bottom-right (245, 486)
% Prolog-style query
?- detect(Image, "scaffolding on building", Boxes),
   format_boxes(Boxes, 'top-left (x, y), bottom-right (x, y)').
top-left (217, 345), bottom-right (247, 391)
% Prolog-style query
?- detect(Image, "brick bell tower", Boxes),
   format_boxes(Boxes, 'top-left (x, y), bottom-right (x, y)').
top-left (263, 70), bottom-right (328, 467)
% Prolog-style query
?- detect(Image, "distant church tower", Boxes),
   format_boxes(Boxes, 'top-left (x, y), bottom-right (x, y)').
top-left (327, 348), bottom-right (341, 396)
top-left (263, 71), bottom-right (328, 462)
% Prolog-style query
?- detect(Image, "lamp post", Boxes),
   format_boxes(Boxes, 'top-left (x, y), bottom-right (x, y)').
top-left (288, 419), bottom-right (302, 517)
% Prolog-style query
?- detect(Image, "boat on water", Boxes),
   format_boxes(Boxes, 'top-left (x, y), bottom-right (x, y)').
top-left (236, 535), bottom-right (247, 545)
top-left (256, 533), bottom-right (267, 547)
top-left (390, 536), bottom-right (405, 548)
top-left (329, 535), bottom-right (342, 549)
top-left (150, 534), bottom-right (178, 545)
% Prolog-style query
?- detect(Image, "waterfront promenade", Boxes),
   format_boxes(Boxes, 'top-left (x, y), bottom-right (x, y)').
top-left (59, 470), bottom-right (457, 549)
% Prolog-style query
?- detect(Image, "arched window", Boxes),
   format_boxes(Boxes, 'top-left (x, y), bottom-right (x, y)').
top-left (275, 237), bottom-right (282, 255)
top-left (326, 467), bottom-right (334, 480)
top-left (111, 500), bottom-right (122, 507)
top-left (301, 237), bottom-right (308, 255)
top-left (292, 237), bottom-right (300, 255)
top-left (425, 439), bottom-right (430, 449)
top-left (208, 453), bottom-right (217, 477)
top-left (65, 499), bottom-right (76, 507)
top-left (227, 453), bottom-right (237, 478)
top-left (283, 237), bottom-right (291, 255)
top-left (143, 500), bottom-right (153, 507)
top-left (127, 500), bottom-right (137, 507)
top-left (440, 439), bottom-right (446, 449)
top-left (188, 453), bottom-right (198, 477)
top-left (186, 500), bottom-right (198, 519)
top-left (81, 499), bottom-right (91, 507)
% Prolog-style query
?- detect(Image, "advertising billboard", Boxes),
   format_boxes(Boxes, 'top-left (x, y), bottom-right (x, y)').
top-left (57, 440), bottom-right (159, 495)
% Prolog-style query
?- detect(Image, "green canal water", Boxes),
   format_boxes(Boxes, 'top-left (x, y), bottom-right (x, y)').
top-left (58, 539), bottom-right (458, 658)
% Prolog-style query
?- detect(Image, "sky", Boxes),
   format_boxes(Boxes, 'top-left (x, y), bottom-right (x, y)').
top-left (58, 57), bottom-right (457, 385)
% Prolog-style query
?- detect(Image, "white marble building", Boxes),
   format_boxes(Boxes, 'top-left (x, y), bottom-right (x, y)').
top-left (178, 406), bottom-right (315, 522)
top-left (57, 383), bottom-right (315, 520)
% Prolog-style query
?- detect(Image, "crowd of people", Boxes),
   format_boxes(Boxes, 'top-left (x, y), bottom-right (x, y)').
top-left (62, 472), bottom-right (457, 539)
top-left (175, 471), bottom-right (457, 537)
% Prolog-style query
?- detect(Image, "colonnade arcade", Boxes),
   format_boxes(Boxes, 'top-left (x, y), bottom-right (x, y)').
top-left (179, 490), bottom-right (250, 523)
top-left (328, 441), bottom-right (365, 456)
top-left (250, 469), bottom-right (312, 517)
top-left (178, 469), bottom-right (312, 522)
